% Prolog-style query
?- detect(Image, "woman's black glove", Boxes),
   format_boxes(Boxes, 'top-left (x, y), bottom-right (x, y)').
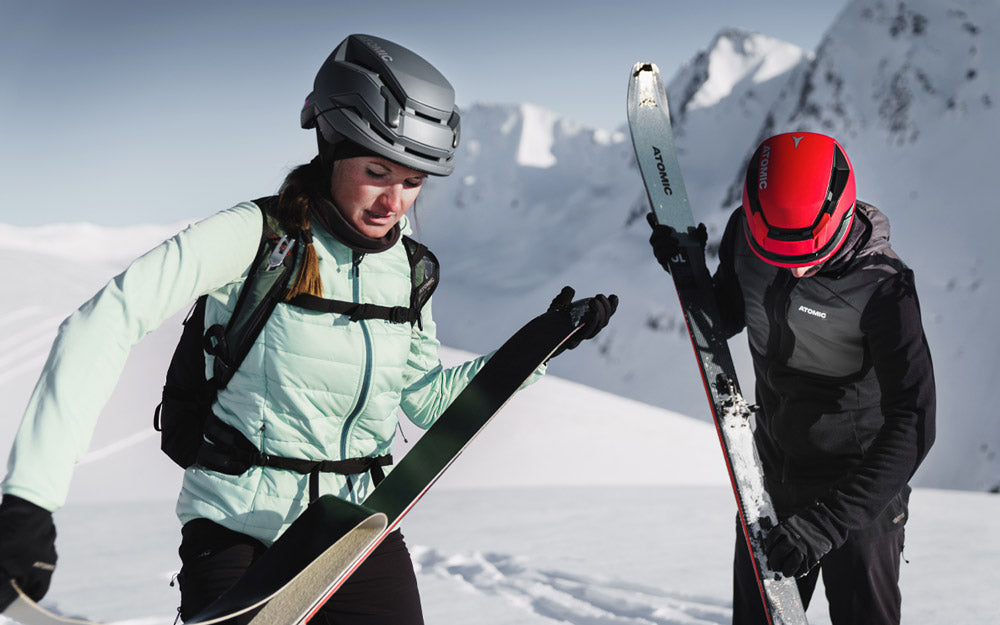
top-left (763, 513), bottom-right (833, 578)
top-left (0, 495), bottom-right (58, 611)
top-left (647, 213), bottom-right (708, 273)
top-left (547, 286), bottom-right (618, 356)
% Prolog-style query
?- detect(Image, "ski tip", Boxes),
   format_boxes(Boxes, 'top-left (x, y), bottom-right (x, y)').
top-left (630, 61), bottom-right (660, 77)
top-left (628, 62), bottom-right (665, 110)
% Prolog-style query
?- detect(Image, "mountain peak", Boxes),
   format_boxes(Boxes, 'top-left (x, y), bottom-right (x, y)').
top-left (668, 28), bottom-right (809, 118)
top-left (768, 0), bottom-right (997, 140)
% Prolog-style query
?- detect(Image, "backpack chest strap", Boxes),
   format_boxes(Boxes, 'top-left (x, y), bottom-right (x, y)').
top-left (286, 293), bottom-right (417, 324)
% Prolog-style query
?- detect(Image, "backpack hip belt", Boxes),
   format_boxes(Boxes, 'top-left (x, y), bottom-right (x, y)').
top-left (197, 413), bottom-right (393, 502)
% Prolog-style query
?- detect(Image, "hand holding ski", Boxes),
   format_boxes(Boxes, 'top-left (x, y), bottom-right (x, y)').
top-left (546, 286), bottom-right (618, 356)
top-left (647, 214), bottom-right (708, 274)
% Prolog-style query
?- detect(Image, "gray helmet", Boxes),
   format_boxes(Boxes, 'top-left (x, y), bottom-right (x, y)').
top-left (301, 34), bottom-right (461, 176)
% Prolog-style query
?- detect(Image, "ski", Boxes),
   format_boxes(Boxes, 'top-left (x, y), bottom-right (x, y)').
top-left (626, 62), bottom-right (808, 625)
top-left (250, 298), bottom-right (591, 624)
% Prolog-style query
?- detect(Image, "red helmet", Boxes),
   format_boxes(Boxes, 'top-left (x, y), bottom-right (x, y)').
top-left (742, 132), bottom-right (856, 268)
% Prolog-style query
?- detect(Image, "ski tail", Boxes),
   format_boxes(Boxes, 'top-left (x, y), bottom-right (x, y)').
top-left (247, 512), bottom-right (387, 625)
top-left (2, 582), bottom-right (102, 625)
top-left (185, 497), bottom-right (385, 625)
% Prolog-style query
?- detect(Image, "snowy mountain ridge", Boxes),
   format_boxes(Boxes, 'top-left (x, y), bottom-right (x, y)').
top-left (420, 0), bottom-right (1000, 492)
top-left (667, 28), bottom-right (811, 121)
top-left (2, 0), bottom-right (998, 494)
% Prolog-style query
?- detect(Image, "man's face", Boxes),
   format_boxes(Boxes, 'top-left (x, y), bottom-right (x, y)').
top-left (788, 264), bottom-right (823, 279)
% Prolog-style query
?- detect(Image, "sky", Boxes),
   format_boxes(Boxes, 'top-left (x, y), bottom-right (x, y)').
top-left (0, 0), bottom-right (847, 226)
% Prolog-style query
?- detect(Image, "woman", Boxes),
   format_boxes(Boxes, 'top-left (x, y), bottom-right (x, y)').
top-left (0, 34), bottom-right (616, 624)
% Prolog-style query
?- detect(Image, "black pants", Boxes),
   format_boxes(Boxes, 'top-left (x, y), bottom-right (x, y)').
top-left (732, 515), bottom-right (905, 625)
top-left (177, 519), bottom-right (424, 625)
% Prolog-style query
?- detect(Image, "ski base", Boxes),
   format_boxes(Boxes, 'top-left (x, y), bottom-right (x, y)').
top-left (248, 513), bottom-right (387, 625)
top-left (186, 497), bottom-right (385, 625)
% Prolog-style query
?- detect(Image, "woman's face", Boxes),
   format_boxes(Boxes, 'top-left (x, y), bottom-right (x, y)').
top-left (330, 156), bottom-right (427, 238)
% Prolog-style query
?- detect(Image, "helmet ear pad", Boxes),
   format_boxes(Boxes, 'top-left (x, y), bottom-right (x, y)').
top-left (741, 132), bottom-right (856, 268)
top-left (301, 34), bottom-right (461, 177)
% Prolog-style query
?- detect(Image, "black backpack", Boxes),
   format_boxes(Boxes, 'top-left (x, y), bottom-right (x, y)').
top-left (153, 197), bottom-right (439, 483)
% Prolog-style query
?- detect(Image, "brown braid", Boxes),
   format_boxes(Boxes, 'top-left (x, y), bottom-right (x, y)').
top-left (276, 157), bottom-right (326, 300)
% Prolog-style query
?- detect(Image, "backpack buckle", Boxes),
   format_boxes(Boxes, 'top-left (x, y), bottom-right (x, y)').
top-left (266, 235), bottom-right (295, 271)
top-left (389, 306), bottom-right (412, 324)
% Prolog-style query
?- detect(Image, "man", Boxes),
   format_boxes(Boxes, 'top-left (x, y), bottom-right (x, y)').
top-left (650, 132), bottom-right (935, 625)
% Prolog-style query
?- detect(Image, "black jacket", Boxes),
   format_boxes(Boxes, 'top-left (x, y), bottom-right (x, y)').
top-left (714, 201), bottom-right (935, 544)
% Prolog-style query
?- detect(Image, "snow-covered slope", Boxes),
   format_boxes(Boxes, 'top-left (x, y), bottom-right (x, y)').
top-left (2, 487), bottom-right (994, 625)
top-left (2, 0), bottom-right (998, 498)
top-left (419, 0), bottom-right (1000, 492)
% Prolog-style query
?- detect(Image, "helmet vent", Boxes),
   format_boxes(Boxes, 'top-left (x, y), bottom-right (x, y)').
top-left (414, 110), bottom-right (441, 123)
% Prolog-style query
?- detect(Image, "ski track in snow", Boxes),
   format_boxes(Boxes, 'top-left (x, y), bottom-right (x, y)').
top-left (412, 546), bottom-right (730, 625)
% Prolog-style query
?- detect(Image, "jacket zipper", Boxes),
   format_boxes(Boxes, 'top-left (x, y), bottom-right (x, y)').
top-left (339, 251), bottom-right (373, 493)
top-left (762, 270), bottom-right (796, 486)
top-left (763, 270), bottom-right (796, 363)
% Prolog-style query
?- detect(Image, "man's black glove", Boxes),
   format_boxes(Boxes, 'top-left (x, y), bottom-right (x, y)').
top-left (763, 513), bottom-right (833, 578)
top-left (0, 495), bottom-right (58, 611)
top-left (547, 286), bottom-right (618, 356)
top-left (647, 213), bottom-right (708, 273)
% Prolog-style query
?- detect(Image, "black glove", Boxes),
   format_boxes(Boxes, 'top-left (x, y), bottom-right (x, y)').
top-left (0, 495), bottom-right (58, 611)
top-left (647, 213), bottom-right (708, 273)
top-left (547, 286), bottom-right (618, 356)
top-left (763, 513), bottom-right (833, 578)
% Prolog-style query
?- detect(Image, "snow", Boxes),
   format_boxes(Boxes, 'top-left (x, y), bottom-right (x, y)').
top-left (4, 487), bottom-right (996, 624)
top-left (516, 104), bottom-right (560, 169)
top-left (3, 0), bottom-right (1000, 623)
top-left (681, 30), bottom-right (808, 112)
top-left (717, 397), bottom-right (774, 530)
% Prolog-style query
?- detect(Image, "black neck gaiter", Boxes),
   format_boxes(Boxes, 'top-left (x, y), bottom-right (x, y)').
top-left (308, 194), bottom-right (400, 254)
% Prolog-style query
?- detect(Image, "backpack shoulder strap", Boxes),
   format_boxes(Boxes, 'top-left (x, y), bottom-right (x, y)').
top-left (204, 196), bottom-right (298, 389)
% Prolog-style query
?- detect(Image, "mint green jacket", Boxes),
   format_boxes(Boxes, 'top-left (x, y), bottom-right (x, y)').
top-left (3, 202), bottom-right (510, 545)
